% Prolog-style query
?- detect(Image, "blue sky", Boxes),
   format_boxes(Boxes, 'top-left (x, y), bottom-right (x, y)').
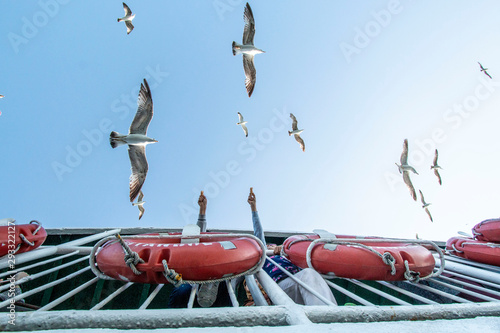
top-left (2, 0), bottom-right (500, 241)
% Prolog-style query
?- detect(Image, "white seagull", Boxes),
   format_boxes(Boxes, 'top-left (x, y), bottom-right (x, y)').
top-left (419, 190), bottom-right (433, 222)
top-left (110, 79), bottom-right (157, 202)
top-left (395, 139), bottom-right (418, 201)
top-left (236, 112), bottom-right (248, 137)
top-left (118, 2), bottom-right (135, 35)
top-left (132, 191), bottom-right (146, 220)
top-left (289, 113), bottom-right (305, 152)
top-left (478, 62), bottom-right (492, 79)
top-left (431, 149), bottom-right (442, 185)
top-left (232, 2), bottom-right (265, 97)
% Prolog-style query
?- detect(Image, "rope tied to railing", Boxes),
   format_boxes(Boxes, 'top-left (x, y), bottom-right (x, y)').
top-left (381, 252), bottom-right (396, 276)
top-left (403, 260), bottom-right (421, 282)
top-left (116, 234), bottom-right (144, 275)
top-left (162, 259), bottom-right (183, 287)
top-left (29, 220), bottom-right (42, 235)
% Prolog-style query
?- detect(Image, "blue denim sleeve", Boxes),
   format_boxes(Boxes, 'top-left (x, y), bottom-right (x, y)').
top-left (252, 211), bottom-right (266, 246)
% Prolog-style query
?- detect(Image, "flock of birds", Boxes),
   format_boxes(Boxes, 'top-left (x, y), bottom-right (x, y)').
top-left (112, 2), bottom-right (305, 220)
top-left (396, 62), bottom-right (493, 223)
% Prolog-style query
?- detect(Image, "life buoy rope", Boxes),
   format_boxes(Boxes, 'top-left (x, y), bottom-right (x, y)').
top-left (89, 233), bottom-right (267, 285)
top-left (302, 238), bottom-right (444, 282)
top-left (13, 220), bottom-right (43, 254)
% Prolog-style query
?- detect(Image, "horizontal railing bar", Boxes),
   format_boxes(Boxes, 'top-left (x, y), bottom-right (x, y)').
top-left (376, 281), bottom-right (438, 305)
top-left (0, 266), bottom-right (90, 308)
top-left (90, 282), bottom-right (133, 311)
top-left (37, 277), bottom-right (99, 311)
top-left (347, 279), bottom-right (411, 305)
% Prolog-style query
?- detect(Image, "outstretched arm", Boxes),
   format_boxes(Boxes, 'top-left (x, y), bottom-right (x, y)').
top-left (248, 189), bottom-right (265, 245)
top-left (197, 191), bottom-right (207, 232)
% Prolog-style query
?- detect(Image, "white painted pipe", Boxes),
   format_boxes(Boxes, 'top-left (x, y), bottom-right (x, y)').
top-left (37, 277), bottom-right (99, 311)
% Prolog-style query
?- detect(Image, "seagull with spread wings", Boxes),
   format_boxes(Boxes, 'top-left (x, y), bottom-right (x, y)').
top-left (419, 190), bottom-right (433, 222)
top-left (395, 139), bottom-right (418, 200)
top-left (132, 191), bottom-right (146, 220)
top-left (289, 113), bottom-right (305, 152)
top-left (232, 2), bottom-right (265, 97)
top-left (478, 62), bottom-right (492, 79)
top-left (236, 112), bottom-right (248, 137)
top-left (118, 2), bottom-right (135, 35)
top-left (431, 149), bottom-right (442, 185)
top-left (110, 79), bottom-right (157, 202)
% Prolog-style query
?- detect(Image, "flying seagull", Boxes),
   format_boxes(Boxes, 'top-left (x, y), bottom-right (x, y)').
top-left (118, 2), bottom-right (135, 35)
top-left (232, 2), bottom-right (265, 97)
top-left (478, 62), bottom-right (492, 79)
top-left (109, 79), bottom-right (157, 202)
top-left (132, 191), bottom-right (146, 220)
top-left (419, 190), bottom-right (433, 222)
top-left (431, 149), bottom-right (442, 185)
top-left (395, 139), bottom-right (418, 201)
top-left (289, 113), bottom-right (305, 152)
top-left (0, 95), bottom-right (4, 98)
top-left (236, 112), bottom-right (248, 137)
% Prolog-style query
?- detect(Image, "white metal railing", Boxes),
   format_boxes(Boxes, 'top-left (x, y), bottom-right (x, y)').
top-left (1, 229), bottom-right (500, 331)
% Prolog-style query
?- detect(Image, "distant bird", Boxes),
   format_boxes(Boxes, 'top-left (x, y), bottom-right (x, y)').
top-left (236, 112), bottom-right (248, 137)
top-left (419, 190), bottom-right (433, 222)
top-left (118, 2), bottom-right (135, 34)
top-left (395, 139), bottom-right (418, 201)
top-left (431, 149), bottom-right (442, 185)
top-left (132, 191), bottom-right (145, 220)
top-left (0, 95), bottom-right (4, 98)
top-left (110, 79), bottom-right (157, 202)
top-left (289, 113), bottom-right (305, 152)
top-left (232, 2), bottom-right (265, 97)
top-left (478, 62), bottom-right (492, 79)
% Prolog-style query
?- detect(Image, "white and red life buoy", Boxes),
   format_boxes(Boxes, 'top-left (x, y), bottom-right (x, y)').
top-left (446, 236), bottom-right (500, 266)
top-left (282, 234), bottom-right (437, 281)
top-left (472, 218), bottom-right (500, 243)
top-left (92, 233), bottom-right (265, 284)
top-left (0, 220), bottom-right (46, 257)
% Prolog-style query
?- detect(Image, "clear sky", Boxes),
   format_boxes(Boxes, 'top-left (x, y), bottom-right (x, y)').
top-left (2, 0), bottom-right (500, 241)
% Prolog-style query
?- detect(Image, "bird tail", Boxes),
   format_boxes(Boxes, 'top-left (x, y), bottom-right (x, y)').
top-left (232, 41), bottom-right (237, 56)
top-left (109, 131), bottom-right (127, 148)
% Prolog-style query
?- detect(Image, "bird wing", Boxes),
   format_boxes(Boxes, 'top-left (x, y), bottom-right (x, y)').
top-left (425, 208), bottom-right (433, 222)
top-left (400, 139), bottom-right (409, 164)
top-left (125, 21), bottom-right (134, 34)
top-left (243, 54), bottom-right (256, 97)
top-left (129, 79), bottom-right (153, 135)
top-left (434, 168), bottom-right (442, 185)
top-left (238, 112), bottom-right (244, 122)
top-left (419, 190), bottom-right (425, 205)
top-left (290, 113), bottom-right (298, 131)
top-left (128, 145), bottom-right (148, 202)
top-left (242, 2), bottom-right (255, 45)
top-left (242, 124), bottom-right (248, 137)
top-left (433, 149), bottom-right (438, 166)
top-left (403, 171), bottom-right (416, 201)
top-left (486, 71), bottom-right (492, 79)
top-left (294, 134), bottom-right (305, 152)
top-left (123, 2), bottom-right (132, 16)
top-left (138, 205), bottom-right (145, 220)
top-left (137, 190), bottom-right (144, 202)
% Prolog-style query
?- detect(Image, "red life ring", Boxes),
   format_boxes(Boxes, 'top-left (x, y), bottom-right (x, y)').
top-left (283, 234), bottom-right (436, 281)
top-left (472, 218), bottom-right (500, 242)
top-left (0, 221), bottom-right (47, 257)
top-left (93, 233), bottom-right (264, 284)
top-left (446, 236), bottom-right (500, 266)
